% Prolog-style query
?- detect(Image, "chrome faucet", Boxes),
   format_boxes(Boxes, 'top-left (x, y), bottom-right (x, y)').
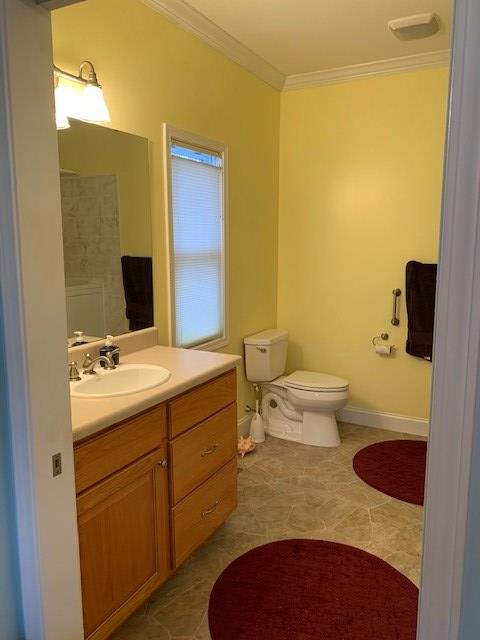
top-left (82, 350), bottom-right (119, 375)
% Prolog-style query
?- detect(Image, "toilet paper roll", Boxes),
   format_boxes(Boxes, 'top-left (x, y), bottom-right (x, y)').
top-left (375, 344), bottom-right (392, 355)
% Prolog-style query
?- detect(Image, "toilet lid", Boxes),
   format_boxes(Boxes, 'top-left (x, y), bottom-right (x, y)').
top-left (283, 370), bottom-right (349, 392)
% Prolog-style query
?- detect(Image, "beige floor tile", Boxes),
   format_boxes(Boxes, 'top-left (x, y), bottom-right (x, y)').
top-left (370, 501), bottom-right (421, 528)
top-left (177, 541), bottom-right (231, 584)
top-left (331, 507), bottom-right (373, 544)
top-left (214, 531), bottom-right (268, 560)
top-left (384, 550), bottom-right (422, 585)
top-left (261, 488), bottom-right (306, 508)
top-left (251, 455), bottom-right (299, 480)
top-left (193, 612), bottom-right (211, 640)
top-left (213, 506), bottom-right (269, 537)
top-left (110, 612), bottom-right (170, 640)
top-left (251, 503), bottom-right (294, 527)
top-left (287, 503), bottom-right (327, 532)
top-left (333, 481), bottom-right (391, 508)
top-left (153, 581), bottom-right (211, 637)
top-left (147, 571), bottom-right (204, 614)
top-left (237, 482), bottom-right (277, 509)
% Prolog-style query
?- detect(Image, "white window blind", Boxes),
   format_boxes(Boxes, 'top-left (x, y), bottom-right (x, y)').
top-left (169, 139), bottom-right (225, 348)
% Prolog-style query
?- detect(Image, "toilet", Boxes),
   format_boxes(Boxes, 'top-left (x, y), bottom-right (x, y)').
top-left (244, 329), bottom-right (348, 447)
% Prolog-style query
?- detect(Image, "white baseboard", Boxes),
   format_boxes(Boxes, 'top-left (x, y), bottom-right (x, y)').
top-left (237, 414), bottom-right (251, 437)
top-left (239, 408), bottom-right (428, 437)
top-left (337, 405), bottom-right (429, 437)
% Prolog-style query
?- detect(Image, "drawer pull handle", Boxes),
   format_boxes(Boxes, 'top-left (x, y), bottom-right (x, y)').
top-left (201, 444), bottom-right (218, 457)
top-left (201, 500), bottom-right (219, 517)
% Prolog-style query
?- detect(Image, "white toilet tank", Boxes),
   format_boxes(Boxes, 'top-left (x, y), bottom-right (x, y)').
top-left (244, 329), bottom-right (288, 382)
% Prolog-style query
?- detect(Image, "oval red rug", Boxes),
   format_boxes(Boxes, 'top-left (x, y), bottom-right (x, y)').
top-left (209, 539), bottom-right (418, 640)
top-left (353, 440), bottom-right (427, 505)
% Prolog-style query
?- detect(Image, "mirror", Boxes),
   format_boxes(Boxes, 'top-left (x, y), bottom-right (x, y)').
top-left (58, 119), bottom-right (153, 346)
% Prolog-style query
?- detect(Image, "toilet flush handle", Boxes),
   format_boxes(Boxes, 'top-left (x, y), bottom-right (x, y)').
top-left (256, 346), bottom-right (267, 353)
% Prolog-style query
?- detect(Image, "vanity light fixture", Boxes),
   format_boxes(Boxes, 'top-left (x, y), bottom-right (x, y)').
top-left (54, 60), bottom-right (111, 129)
top-left (388, 13), bottom-right (440, 40)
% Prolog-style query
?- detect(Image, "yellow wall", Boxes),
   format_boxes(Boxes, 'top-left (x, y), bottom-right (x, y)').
top-left (278, 68), bottom-right (449, 418)
top-left (58, 119), bottom-right (152, 256)
top-left (52, 0), bottom-right (280, 415)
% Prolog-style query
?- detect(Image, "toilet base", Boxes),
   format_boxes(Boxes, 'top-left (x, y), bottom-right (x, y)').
top-left (302, 411), bottom-right (341, 447)
top-left (265, 412), bottom-right (340, 447)
top-left (260, 382), bottom-right (343, 448)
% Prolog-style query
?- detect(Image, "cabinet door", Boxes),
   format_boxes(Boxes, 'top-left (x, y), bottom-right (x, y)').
top-left (77, 449), bottom-right (169, 639)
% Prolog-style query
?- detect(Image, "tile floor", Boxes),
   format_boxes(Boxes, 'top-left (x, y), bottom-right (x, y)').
top-left (111, 423), bottom-right (425, 640)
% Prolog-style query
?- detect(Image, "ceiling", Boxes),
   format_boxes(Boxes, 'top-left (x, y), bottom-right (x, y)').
top-left (182, 0), bottom-right (452, 76)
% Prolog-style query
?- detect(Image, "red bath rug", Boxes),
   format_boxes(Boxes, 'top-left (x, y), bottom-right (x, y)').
top-left (208, 539), bottom-right (418, 640)
top-left (353, 439), bottom-right (427, 505)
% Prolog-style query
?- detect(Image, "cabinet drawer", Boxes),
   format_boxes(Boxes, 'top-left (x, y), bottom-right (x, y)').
top-left (168, 369), bottom-right (236, 438)
top-left (169, 404), bottom-right (237, 504)
top-left (75, 404), bottom-right (167, 494)
top-left (171, 458), bottom-right (237, 567)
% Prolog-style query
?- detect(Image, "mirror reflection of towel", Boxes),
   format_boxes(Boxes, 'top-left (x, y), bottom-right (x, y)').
top-left (121, 256), bottom-right (153, 331)
top-left (405, 260), bottom-right (437, 361)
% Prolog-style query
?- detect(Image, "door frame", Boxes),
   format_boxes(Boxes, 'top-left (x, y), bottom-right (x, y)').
top-left (0, 1), bottom-right (84, 638)
top-left (1, 0), bottom-right (480, 638)
top-left (417, 1), bottom-right (480, 637)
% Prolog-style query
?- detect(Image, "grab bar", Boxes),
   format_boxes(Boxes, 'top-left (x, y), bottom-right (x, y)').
top-left (391, 288), bottom-right (401, 326)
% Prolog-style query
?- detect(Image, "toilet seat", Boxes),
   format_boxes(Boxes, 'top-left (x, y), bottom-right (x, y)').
top-left (283, 370), bottom-right (349, 392)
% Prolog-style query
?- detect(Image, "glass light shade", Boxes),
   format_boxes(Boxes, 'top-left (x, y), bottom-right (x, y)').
top-left (79, 84), bottom-right (111, 123)
top-left (55, 109), bottom-right (70, 130)
top-left (55, 82), bottom-right (83, 118)
top-left (54, 85), bottom-right (71, 129)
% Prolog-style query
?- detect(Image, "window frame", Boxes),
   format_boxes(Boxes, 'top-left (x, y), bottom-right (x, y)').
top-left (163, 123), bottom-right (229, 351)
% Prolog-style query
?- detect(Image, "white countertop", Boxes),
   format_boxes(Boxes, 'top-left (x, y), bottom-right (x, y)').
top-left (70, 345), bottom-right (242, 442)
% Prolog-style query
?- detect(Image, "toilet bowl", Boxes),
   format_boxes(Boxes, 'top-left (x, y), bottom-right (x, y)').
top-left (261, 371), bottom-right (348, 447)
top-left (244, 330), bottom-right (349, 448)
top-left (284, 370), bottom-right (348, 446)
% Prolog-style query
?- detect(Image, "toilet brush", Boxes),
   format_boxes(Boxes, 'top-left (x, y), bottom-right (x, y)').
top-left (250, 399), bottom-right (265, 443)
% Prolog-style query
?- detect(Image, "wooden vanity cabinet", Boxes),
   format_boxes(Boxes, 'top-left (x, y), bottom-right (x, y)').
top-left (74, 368), bottom-right (238, 640)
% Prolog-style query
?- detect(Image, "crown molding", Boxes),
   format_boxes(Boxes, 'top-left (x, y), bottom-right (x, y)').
top-left (140, 2), bottom-right (449, 92)
top-left (284, 49), bottom-right (450, 90)
top-left (141, 0), bottom-right (285, 90)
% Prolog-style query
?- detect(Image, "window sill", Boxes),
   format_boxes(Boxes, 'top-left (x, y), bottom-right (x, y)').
top-left (192, 336), bottom-right (230, 352)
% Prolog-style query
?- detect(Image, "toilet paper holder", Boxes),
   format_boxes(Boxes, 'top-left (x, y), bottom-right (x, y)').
top-left (372, 333), bottom-right (389, 346)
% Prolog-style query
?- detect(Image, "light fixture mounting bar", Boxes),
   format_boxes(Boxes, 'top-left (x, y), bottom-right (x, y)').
top-left (54, 64), bottom-right (88, 85)
top-left (53, 61), bottom-right (100, 87)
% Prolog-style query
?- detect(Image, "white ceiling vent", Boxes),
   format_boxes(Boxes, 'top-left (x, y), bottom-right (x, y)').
top-left (388, 13), bottom-right (440, 40)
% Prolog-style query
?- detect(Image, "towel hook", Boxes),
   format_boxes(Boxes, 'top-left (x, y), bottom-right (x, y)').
top-left (391, 288), bottom-right (401, 326)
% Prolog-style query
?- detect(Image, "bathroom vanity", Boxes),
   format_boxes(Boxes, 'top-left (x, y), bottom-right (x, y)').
top-left (71, 341), bottom-right (240, 640)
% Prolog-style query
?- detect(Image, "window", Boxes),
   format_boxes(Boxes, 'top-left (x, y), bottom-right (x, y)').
top-left (163, 125), bottom-right (228, 350)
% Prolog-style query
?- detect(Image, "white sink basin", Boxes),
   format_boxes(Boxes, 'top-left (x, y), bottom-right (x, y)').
top-left (70, 364), bottom-right (170, 399)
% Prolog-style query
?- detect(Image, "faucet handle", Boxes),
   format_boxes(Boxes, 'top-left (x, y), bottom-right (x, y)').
top-left (82, 353), bottom-right (94, 369)
top-left (105, 347), bottom-right (120, 369)
top-left (69, 362), bottom-right (81, 382)
top-left (104, 352), bottom-right (117, 369)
